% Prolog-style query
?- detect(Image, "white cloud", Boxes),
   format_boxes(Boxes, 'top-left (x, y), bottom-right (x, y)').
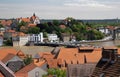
top-left (64, 0), bottom-right (115, 8)
top-left (0, 0), bottom-right (120, 19)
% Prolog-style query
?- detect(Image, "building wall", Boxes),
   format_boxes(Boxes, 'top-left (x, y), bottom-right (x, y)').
top-left (34, 17), bottom-right (40, 24)
top-left (63, 36), bottom-right (70, 42)
top-left (28, 67), bottom-right (47, 77)
top-left (19, 36), bottom-right (29, 46)
top-left (99, 28), bottom-right (109, 34)
top-left (13, 41), bottom-right (19, 46)
top-left (48, 34), bottom-right (59, 42)
top-left (28, 32), bottom-right (43, 43)
top-left (0, 38), bottom-right (3, 46)
top-left (40, 63), bottom-right (47, 71)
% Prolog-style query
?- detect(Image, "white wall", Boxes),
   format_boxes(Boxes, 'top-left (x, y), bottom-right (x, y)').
top-left (28, 67), bottom-right (47, 77)
top-left (0, 38), bottom-right (3, 46)
top-left (28, 32), bottom-right (43, 43)
top-left (19, 36), bottom-right (29, 46)
top-left (48, 34), bottom-right (59, 42)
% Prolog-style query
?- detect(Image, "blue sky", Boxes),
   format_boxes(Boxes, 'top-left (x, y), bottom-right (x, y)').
top-left (0, 0), bottom-right (120, 19)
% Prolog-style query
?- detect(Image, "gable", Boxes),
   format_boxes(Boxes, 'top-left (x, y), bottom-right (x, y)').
top-left (28, 67), bottom-right (47, 77)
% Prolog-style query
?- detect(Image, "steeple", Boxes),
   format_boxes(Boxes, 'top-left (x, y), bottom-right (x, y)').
top-left (33, 13), bottom-right (36, 17)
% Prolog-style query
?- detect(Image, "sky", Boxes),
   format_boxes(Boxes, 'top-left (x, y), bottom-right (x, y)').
top-left (0, 0), bottom-right (120, 19)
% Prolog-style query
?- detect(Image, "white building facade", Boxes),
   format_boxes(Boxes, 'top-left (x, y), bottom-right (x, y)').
top-left (47, 34), bottom-right (59, 42)
top-left (98, 27), bottom-right (110, 35)
top-left (28, 32), bottom-right (43, 43)
top-left (12, 35), bottom-right (29, 46)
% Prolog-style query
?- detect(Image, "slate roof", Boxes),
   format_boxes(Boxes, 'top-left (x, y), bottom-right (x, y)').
top-left (91, 47), bottom-right (120, 77)
top-left (67, 64), bottom-right (96, 77)
top-left (0, 61), bottom-right (15, 77)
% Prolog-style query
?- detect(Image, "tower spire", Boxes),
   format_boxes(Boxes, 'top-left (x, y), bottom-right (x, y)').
top-left (33, 13), bottom-right (36, 16)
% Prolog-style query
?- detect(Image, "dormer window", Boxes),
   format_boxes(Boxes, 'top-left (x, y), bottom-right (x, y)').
top-left (79, 47), bottom-right (94, 52)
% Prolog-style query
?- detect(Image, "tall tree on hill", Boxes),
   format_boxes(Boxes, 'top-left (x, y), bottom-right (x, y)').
top-left (27, 27), bottom-right (40, 34)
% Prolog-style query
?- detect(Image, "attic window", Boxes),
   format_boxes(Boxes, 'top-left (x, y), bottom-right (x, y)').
top-left (79, 49), bottom-right (93, 52)
top-left (35, 71), bottom-right (39, 77)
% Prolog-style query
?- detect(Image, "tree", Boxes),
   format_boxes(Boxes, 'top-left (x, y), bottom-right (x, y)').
top-left (43, 32), bottom-right (48, 38)
top-left (23, 55), bottom-right (33, 65)
top-left (43, 68), bottom-right (66, 77)
top-left (53, 20), bottom-right (60, 26)
top-left (17, 21), bottom-right (27, 31)
top-left (4, 38), bottom-right (13, 46)
top-left (28, 27), bottom-right (40, 34)
top-left (0, 24), bottom-right (3, 28)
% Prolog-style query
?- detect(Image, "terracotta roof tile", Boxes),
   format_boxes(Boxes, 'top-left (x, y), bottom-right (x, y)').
top-left (0, 72), bottom-right (4, 77)
top-left (57, 47), bottom-right (102, 65)
top-left (46, 59), bottom-right (58, 68)
top-left (17, 50), bottom-right (25, 59)
top-left (12, 32), bottom-right (26, 37)
top-left (38, 52), bottom-right (54, 59)
top-left (21, 18), bottom-right (30, 23)
top-left (106, 26), bottom-right (115, 30)
top-left (15, 61), bottom-right (46, 77)
top-left (79, 46), bottom-right (94, 50)
top-left (0, 20), bottom-right (12, 26)
top-left (103, 46), bottom-right (117, 50)
top-left (0, 48), bottom-right (17, 61)
top-left (59, 25), bottom-right (66, 29)
top-left (30, 16), bottom-right (36, 21)
top-left (28, 24), bottom-right (36, 27)
top-left (7, 29), bottom-right (15, 33)
top-left (1, 53), bottom-right (15, 63)
top-left (118, 48), bottom-right (120, 55)
top-left (15, 63), bottom-right (36, 77)
top-left (34, 60), bottom-right (46, 67)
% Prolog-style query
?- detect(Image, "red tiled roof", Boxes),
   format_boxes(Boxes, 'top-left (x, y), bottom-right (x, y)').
top-left (16, 50), bottom-right (25, 59)
top-left (117, 48), bottom-right (120, 55)
top-left (57, 47), bottom-right (102, 65)
top-left (47, 59), bottom-right (58, 68)
top-left (0, 20), bottom-right (12, 26)
top-left (15, 61), bottom-right (46, 77)
top-left (38, 52), bottom-right (54, 59)
top-left (103, 46), bottom-right (117, 50)
top-left (20, 18), bottom-right (30, 23)
top-left (59, 25), bottom-right (66, 29)
top-left (0, 48), bottom-right (17, 61)
top-left (15, 63), bottom-right (36, 77)
top-left (0, 72), bottom-right (4, 77)
top-left (79, 46), bottom-right (94, 50)
top-left (28, 24), bottom-right (36, 27)
top-left (7, 29), bottom-right (15, 33)
top-left (106, 26), bottom-right (115, 30)
top-left (17, 50), bottom-right (25, 56)
top-left (1, 53), bottom-right (15, 63)
top-left (12, 32), bottom-right (26, 37)
top-left (34, 60), bottom-right (46, 67)
top-left (30, 16), bottom-right (36, 21)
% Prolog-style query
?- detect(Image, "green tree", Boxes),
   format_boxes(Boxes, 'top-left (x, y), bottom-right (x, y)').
top-left (28, 27), bottom-right (40, 34)
top-left (43, 68), bottom-right (66, 77)
top-left (23, 55), bottom-right (33, 65)
top-left (43, 32), bottom-right (48, 38)
top-left (53, 20), bottom-right (60, 26)
top-left (4, 38), bottom-right (13, 46)
top-left (0, 24), bottom-right (3, 28)
top-left (17, 21), bottom-right (27, 31)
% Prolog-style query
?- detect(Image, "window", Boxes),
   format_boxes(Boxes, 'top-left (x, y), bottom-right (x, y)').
top-left (35, 71), bottom-right (39, 77)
